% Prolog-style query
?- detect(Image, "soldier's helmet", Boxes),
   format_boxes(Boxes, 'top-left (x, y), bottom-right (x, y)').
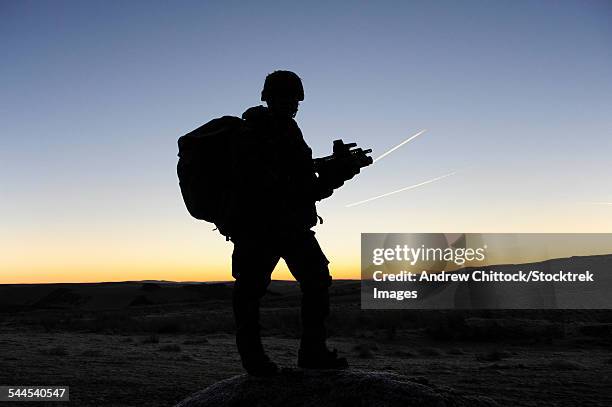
top-left (261, 70), bottom-right (304, 102)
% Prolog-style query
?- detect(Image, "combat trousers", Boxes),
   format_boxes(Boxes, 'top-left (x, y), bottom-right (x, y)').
top-left (231, 229), bottom-right (332, 364)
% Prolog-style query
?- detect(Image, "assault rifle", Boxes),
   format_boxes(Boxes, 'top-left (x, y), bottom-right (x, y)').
top-left (313, 139), bottom-right (373, 183)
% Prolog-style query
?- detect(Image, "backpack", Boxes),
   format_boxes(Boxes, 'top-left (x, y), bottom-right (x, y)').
top-left (177, 116), bottom-right (244, 237)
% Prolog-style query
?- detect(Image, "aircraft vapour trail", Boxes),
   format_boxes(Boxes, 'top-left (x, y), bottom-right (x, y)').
top-left (373, 129), bottom-right (427, 163)
top-left (346, 171), bottom-right (457, 208)
top-left (589, 202), bottom-right (612, 205)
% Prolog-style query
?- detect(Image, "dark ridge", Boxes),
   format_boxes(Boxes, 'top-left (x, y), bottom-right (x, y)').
top-left (141, 282), bottom-right (163, 292)
top-left (181, 283), bottom-right (233, 300)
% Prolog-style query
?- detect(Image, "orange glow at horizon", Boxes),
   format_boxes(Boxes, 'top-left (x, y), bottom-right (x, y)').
top-left (0, 262), bottom-right (359, 284)
top-left (3, 199), bottom-right (612, 284)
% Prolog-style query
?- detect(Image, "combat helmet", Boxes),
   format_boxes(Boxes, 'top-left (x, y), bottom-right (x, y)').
top-left (261, 70), bottom-right (304, 102)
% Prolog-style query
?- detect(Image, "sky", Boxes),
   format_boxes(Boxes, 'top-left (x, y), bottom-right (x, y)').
top-left (1, 0), bottom-right (611, 283)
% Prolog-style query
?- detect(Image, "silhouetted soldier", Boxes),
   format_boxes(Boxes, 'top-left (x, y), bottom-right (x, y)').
top-left (229, 71), bottom-right (350, 376)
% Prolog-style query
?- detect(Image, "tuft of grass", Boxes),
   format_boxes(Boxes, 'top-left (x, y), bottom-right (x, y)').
top-left (352, 343), bottom-right (376, 359)
top-left (141, 334), bottom-right (160, 344)
top-left (40, 346), bottom-right (68, 356)
top-left (418, 347), bottom-right (441, 357)
top-left (391, 350), bottom-right (414, 358)
top-left (549, 359), bottom-right (586, 370)
top-left (80, 349), bottom-right (102, 357)
top-left (159, 344), bottom-right (182, 352)
top-left (183, 338), bottom-right (209, 345)
top-left (476, 350), bottom-right (511, 362)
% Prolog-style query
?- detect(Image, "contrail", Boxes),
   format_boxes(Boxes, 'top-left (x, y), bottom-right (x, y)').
top-left (346, 171), bottom-right (457, 207)
top-left (589, 202), bottom-right (612, 205)
top-left (373, 129), bottom-right (426, 163)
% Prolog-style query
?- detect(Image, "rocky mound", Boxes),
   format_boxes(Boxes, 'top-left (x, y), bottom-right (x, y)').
top-left (175, 369), bottom-right (498, 407)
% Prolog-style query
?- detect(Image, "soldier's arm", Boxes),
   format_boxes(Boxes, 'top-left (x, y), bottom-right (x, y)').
top-left (299, 143), bottom-right (344, 201)
top-left (313, 175), bottom-right (338, 201)
top-left (295, 126), bottom-right (347, 201)
top-left (312, 165), bottom-right (346, 201)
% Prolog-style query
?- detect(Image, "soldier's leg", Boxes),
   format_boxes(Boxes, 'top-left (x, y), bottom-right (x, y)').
top-left (232, 236), bottom-right (280, 374)
top-left (283, 230), bottom-right (347, 368)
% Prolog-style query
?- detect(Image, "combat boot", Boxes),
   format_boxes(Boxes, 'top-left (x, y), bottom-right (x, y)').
top-left (242, 353), bottom-right (279, 377)
top-left (236, 333), bottom-right (279, 376)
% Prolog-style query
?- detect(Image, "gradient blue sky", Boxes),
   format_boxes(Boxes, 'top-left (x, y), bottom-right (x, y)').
top-left (1, 1), bottom-right (611, 282)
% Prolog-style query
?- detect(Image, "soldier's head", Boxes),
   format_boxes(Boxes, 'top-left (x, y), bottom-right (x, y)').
top-left (261, 70), bottom-right (304, 119)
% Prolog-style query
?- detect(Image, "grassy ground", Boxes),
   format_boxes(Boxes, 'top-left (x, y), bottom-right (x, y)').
top-left (0, 282), bottom-right (611, 406)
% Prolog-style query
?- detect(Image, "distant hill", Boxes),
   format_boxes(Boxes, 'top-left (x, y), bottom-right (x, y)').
top-left (0, 281), bottom-right (233, 311)
top-left (0, 279), bottom-right (360, 312)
